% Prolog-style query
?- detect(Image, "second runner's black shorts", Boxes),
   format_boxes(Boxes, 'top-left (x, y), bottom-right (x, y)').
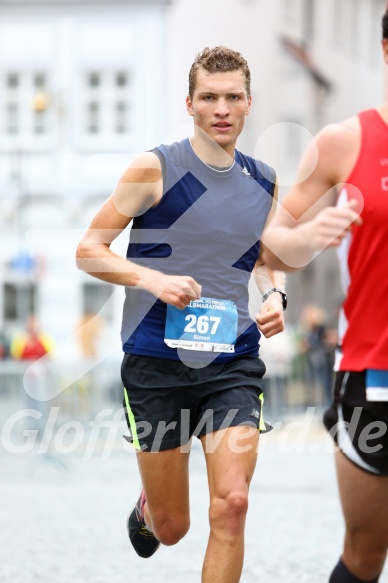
top-left (323, 370), bottom-right (388, 476)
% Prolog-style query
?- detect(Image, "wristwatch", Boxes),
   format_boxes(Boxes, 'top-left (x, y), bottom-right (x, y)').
top-left (262, 288), bottom-right (287, 311)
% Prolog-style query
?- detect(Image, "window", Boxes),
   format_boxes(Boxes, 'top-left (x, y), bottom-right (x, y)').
top-left (116, 72), bottom-right (128, 87)
top-left (88, 101), bottom-right (100, 133)
top-left (6, 102), bottom-right (19, 134)
top-left (2, 70), bottom-right (51, 140)
top-left (5, 73), bottom-right (20, 134)
top-left (33, 108), bottom-right (46, 134)
top-left (4, 283), bottom-right (36, 322)
top-left (115, 101), bottom-right (127, 133)
top-left (89, 72), bottom-right (100, 87)
top-left (7, 73), bottom-right (19, 89)
top-left (34, 73), bottom-right (46, 89)
top-left (83, 70), bottom-right (131, 138)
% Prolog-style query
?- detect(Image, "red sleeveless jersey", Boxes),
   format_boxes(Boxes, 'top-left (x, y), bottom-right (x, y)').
top-left (335, 109), bottom-right (388, 371)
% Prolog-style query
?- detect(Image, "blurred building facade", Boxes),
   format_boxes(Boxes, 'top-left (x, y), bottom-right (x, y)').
top-left (0, 0), bottom-right (169, 359)
top-left (0, 0), bottom-right (386, 357)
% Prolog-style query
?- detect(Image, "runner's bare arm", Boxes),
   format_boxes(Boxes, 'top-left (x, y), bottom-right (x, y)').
top-left (253, 257), bottom-right (285, 339)
top-left (252, 179), bottom-right (285, 338)
top-left (261, 123), bottom-right (362, 271)
top-left (76, 151), bottom-right (201, 308)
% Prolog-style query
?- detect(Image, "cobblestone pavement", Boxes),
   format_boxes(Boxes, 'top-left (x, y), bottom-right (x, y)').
top-left (1, 408), bottom-right (387, 583)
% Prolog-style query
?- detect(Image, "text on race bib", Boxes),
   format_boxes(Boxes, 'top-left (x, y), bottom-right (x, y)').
top-left (164, 297), bottom-right (238, 352)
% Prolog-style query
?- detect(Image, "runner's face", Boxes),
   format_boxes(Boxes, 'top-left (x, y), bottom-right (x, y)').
top-left (186, 68), bottom-right (252, 155)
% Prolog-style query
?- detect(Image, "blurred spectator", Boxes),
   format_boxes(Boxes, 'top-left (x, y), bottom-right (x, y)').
top-left (10, 315), bottom-right (54, 438)
top-left (297, 304), bottom-right (335, 406)
top-left (260, 327), bottom-right (296, 415)
top-left (10, 315), bottom-right (53, 361)
top-left (77, 312), bottom-right (102, 359)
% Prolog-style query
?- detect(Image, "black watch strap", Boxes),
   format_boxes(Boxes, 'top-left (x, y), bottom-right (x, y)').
top-left (262, 288), bottom-right (287, 311)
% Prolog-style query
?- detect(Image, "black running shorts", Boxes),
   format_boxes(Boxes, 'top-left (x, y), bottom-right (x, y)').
top-left (121, 354), bottom-right (267, 452)
top-left (323, 371), bottom-right (388, 476)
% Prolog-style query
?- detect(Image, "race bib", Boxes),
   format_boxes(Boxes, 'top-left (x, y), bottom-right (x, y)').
top-left (164, 297), bottom-right (238, 352)
top-left (366, 369), bottom-right (388, 401)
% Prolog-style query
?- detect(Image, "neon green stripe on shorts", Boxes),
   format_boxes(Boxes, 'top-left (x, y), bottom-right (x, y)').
top-left (259, 392), bottom-right (266, 432)
top-left (123, 388), bottom-right (141, 450)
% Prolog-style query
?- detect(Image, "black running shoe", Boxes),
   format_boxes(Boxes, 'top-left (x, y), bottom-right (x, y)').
top-left (127, 489), bottom-right (160, 558)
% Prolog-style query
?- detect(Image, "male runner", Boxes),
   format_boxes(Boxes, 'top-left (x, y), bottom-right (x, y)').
top-left (77, 46), bottom-right (286, 583)
top-left (262, 10), bottom-right (388, 583)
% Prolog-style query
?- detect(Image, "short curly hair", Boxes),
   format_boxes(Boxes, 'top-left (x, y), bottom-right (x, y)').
top-left (383, 7), bottom-right (388, 40)
top-left (188, 46), bottom-right (251, 98)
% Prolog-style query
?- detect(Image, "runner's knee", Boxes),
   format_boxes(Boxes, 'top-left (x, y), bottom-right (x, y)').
top-left (209, 491), bottom-right (249, 538)
top-left (152, 513), bottom-right (190, 546)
